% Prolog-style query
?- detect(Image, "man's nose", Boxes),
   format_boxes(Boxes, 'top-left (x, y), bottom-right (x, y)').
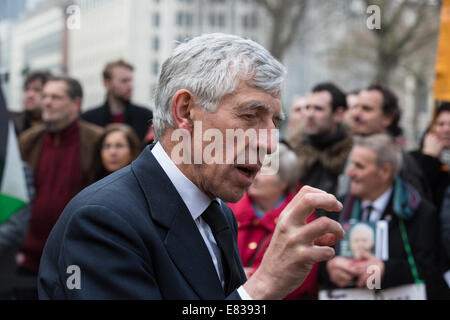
top-left (42, 96), bottom-right (51, 108)
top-left (257, 121), bottom-right (278, 156)
top-left (346, 165), bottom-right (354, 178)
top-left (351, 105), bottom-right (361, 117)
top-left (304, 107), bottom-right (313, 117)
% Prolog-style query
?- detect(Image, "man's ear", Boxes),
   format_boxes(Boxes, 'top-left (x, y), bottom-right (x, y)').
top-left (73, 97), bottom-right (82, 113)
top-left (380, 163), bottom-right (393, 183)
top-left (170, 89), bottom-right (194, 132)
top-left (381, 113), bottom-right (393, 130)
top-left (104, 79), bottom-right (112, 91)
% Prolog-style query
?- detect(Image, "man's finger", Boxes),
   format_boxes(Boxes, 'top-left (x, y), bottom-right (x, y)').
top-left (313, 233), bottom-right (339, 247)
top-left (296, 216), bottom-right (345, 245)
top-left (282, 193), bottom-right (343, 226)
top-left (301, 245), bottom-right (336, 263)
top-left (282, 185), bottom-right (326, 214)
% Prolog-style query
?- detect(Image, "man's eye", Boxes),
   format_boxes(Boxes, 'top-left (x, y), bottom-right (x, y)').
top-left (242, 114), bottom-right (256, 120)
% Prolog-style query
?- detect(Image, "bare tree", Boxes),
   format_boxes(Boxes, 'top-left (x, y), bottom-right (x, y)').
top-left (253, 0), bottom-right (309, 60)
top-left (364, 0), bottom-right (441, 84)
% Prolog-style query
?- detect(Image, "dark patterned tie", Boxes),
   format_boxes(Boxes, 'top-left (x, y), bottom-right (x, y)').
top-left (362, 204), bottom-right (374, 222)
top-left (202, 200), bottom-right (242, 296)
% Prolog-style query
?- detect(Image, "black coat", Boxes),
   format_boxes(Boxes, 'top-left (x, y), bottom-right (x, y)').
top-left (81, 101), bottom-right (153, 141)
top-left (409, 150), bottom-right (450, 212)
top-left (37, 145), bottom-right (247, 299)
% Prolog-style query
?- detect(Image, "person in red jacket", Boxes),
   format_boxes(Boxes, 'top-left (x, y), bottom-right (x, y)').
top-left (228, 143), bottom-right (319, 300)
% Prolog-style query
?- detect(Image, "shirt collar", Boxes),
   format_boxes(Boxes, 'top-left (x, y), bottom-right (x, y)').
top-left (362, 186), bottom-right (393, 219)
top-left (151, 142), bottom-right (213, 220)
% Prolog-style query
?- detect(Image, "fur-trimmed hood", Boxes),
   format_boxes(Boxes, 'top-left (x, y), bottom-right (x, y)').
top-left (287, 124), bottom-right (353, 179)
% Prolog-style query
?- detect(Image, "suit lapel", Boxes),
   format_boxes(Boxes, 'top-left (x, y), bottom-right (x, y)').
top-left (131, 145), bottom-right (225, 299)
top-left (381, 192), bottom-right (395, 222)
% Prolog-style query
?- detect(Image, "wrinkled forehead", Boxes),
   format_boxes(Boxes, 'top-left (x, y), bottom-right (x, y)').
top-left (238, 100), bottom-right (284, 118)
top-left (110, 66), bottom-right (133, 79)
top-left (350, 145), bottom-right (377, 164)
top-left (43, 80), bottom-right (68, 96)
top-left (359, 90), bottom-right (383, 109)
top-left (229, 82), bottom-right (283, 117)
top-left (306, 91), bottom-right (332, 108)
top-left (26, 79), bottom-right (45, 90)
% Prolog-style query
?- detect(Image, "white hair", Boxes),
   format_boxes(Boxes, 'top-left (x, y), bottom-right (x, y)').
top-left (350, 223), bottom-right (375, 242)
top-left (275, 143), bottom-right (300, 191)
top-left (353, 133), bottom-right (403, 178)
top-left (153, 33), bottom-right (287, 140)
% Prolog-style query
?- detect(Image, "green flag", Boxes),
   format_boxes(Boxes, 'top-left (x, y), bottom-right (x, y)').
top-left (0, 83), bottom-right (29, 224)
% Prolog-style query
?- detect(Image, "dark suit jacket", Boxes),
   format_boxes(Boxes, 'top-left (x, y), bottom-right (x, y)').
top-left (81, 101), bottom-right (153, 141)
top-left (38, 145), bottom-right (246, 299)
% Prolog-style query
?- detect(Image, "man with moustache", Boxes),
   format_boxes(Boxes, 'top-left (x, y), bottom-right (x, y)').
top-left (16, 76), bottom-right (103, 298)
top-left (287, 82), bottom-right (353, 195)
top-left (339, 84), bottom-right (430, 200)
top-left (38, 34), bottom-right (345, 300)
top-left (81, 59), bottom-right (153, 141)
top-left (323, 134), bottom-right (441, 299)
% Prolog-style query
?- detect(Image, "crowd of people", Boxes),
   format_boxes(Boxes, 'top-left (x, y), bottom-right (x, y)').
top-left (2, 61), bottom-right (153, 299)
top-left (2, 39), bottom-right (450, 299)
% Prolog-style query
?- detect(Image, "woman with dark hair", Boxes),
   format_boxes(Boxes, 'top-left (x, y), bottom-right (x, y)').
top-left (410, 102), bottom-right (450, 299)
top-left (91, 123), bottom-right (142, 182)
top-left (411, 101), bottom-right (450, 211)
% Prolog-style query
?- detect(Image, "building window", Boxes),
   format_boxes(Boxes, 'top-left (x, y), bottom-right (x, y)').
top-left (208, 13), bottom-right (215, 27)
top-left (242, 13), bottom-right (258, 29)
top-left (152, 60), bottom-right (159, 76)
top-left (208, 13), bottom-right (225, 28)
top-left (217, 13), bottom-right (225, 27)
top-left (176, 11), bottom-right (183, 26)
top-left (186, 13), bottom-right (193, 27)
top-left (152, 36), bottom-right (159, 52)
top-left (176, 11), bottom-right (193, 27)
top-left (152, 12), bottom-right (160, 27)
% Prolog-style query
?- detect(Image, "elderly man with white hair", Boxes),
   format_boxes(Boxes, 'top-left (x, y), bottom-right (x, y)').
top-left (321, 133), bottom-right (442, 299)
top-left (37, 33), bottom-right (345, 300)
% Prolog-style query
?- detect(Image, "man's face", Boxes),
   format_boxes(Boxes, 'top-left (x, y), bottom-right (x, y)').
top-left (350, 226), bottom-right (374, 259)
top-left (287, 97), bottom-right (306, 131)
top-left (304, 91), bottom-right (336, 136)
top-left (352, 90), bottom-right (392, 135)
top-left (105, 66), bottom-right (133, 102)
top-left (188, 82), bottom-right (282, 203)
top-left (23, 79), bottom-right (45, 113)
top-left (41, 81), bottom-right (80, 132)
top-left (346, 145), bottom-right (385, 200)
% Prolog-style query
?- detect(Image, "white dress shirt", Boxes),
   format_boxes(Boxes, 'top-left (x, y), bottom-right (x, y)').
top-left (151, 142), bottom-right (251, 299)
top-left (361, 186), bottom-right (393, 222)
